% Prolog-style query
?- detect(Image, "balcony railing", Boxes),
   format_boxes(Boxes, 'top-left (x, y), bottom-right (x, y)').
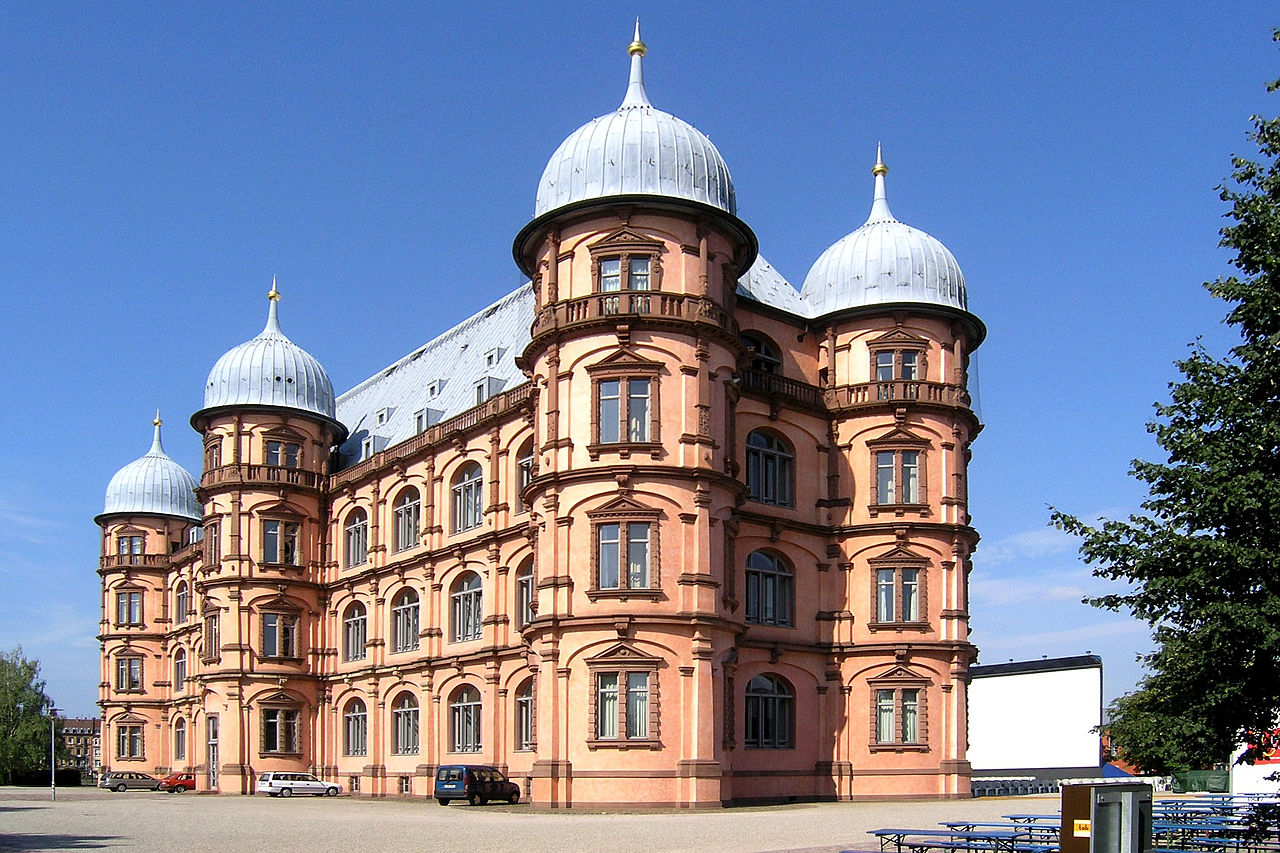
top-left (531, 291), bottom-right (738, 340)
top-left (826, 381), bottom-right (972, 410)
top-left (331, 382), bottom-right (535, 487)
top-left (738, 368), bottom-right (825, 411)
top-left (201, 464), bottom-right (326, 491)
top-left (99, 553), bottom-right (169, 570)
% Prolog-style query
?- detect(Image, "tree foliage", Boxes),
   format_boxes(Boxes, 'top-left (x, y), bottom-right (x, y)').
top-left (1051, 41), bottom-right (1280, 774)
top-left (0, 648), bottom-right (56, 785)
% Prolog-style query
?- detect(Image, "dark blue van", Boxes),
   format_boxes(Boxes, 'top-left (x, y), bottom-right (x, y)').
top-left (434, 765), bottom-right (521, 806)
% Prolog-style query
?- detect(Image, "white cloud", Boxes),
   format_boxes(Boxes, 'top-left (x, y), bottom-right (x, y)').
top-left (980, 526), bottom-right (1076, 566)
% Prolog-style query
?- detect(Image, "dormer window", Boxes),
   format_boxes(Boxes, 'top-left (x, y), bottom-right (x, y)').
top-left (473, 376), bottom-right (503, 406)
top-left (361, 438), bottom-right (373, 460)
top-left (427, 379), bottom-right (444, 398)
top-left (375, 408), bottom-right (390, 426)
top-left (484, 348), bottom-right (504, 369)
top-left (414, 410), bottom-right (427, 433)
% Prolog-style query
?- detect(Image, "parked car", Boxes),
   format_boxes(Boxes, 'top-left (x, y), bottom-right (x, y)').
top-left (434, 765), bottom-right (521, 806)
top-left (98, 771), bottom-right (162, 792)
top-left (256, 771), bottom-right (340, 798)
top-left (159, 772), bottom-right (195, 792)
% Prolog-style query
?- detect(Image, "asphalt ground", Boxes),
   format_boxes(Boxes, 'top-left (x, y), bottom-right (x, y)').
top-left (0, 787), bottom-right (1058, 853)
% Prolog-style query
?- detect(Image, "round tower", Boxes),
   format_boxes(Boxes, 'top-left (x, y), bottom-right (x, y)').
top-left (97, 414), bottom-right (202, 779)
top-left (190, 285), bottom-right (346, 793)
top-left (512, 25), bottom-right (757, 807)
top-left (799, 150), bottom-right (985, 798)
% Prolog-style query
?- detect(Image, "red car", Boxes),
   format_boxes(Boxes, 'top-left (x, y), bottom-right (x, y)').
top-left (159, 772), bottom-right (195, 793)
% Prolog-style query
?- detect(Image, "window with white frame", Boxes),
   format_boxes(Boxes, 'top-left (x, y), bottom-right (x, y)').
top-left (745, 430), bottom-right (794, 507)
top-left (873, 447), bottom-right (925, 506)
top-left (514, 679), bottom-right (534, 751)
top-left (596, 522), bottom-right (651, 591)
top-left (174, 581), bottom-right (189, 625)
top-left (451, 463), bottom-right (483, 533)
top-left (451, 573), bottom-right (482, 642)
top-left (174, 718), bottom-right (187, 762)
top-left (116, 589), bottom-right (143, 626)
top-left (391, 589), bottom-right (420, 653)
top-left (449, 686), bottom-right (481, 753)
top-left (515, 564), bottom-right (534, 630)
top-left (745, 550), bottom-right (793, 627)
top-left (116, 724), bottom-right (143, 759)
top-left (262, 519), bottom-right (301, 565)
top-left (343, 602), bottom-right (367, 662)
top-left (115, 656), bottom-right (143, 692)
top-left (265, 440), bottom-right (300, 468)
top-left (260, 611), bottom-right (298, 658)
top-left (744, 674), bottom-right (794, 749)
top-left (344, 508), bottom-right (368, 568)
top-left (344, 699), bottom-right (368, 756)
top-left (261, 707), bottom-right (300, 754)
top-left (392, 488), bottom-right (420, 553)
top-left (172, 648), bottom-right (186, 695)
top-left (392, 693), bottom-right (419, 755)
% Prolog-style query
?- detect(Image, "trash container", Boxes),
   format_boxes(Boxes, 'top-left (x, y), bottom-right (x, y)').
top-left (1060, 783), bottom-right (1153, 853)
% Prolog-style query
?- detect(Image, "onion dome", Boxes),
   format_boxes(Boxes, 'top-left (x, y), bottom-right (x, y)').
top-left (196, 285), bottom-right (341, 431)
top-left (98, 413), bottom-right (201, 523)
top-left (801, 147), bottom-right (969, 317)
top-left (533, 22), bottom-right (737, 218)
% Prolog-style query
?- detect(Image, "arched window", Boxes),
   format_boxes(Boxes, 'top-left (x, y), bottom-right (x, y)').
top-left (744, 674), bottom-right (794, 749)
top-left (515, 438), bottom-right (534, 513)
top-left (344, 699), bottom-right (368, 756)
top-left (515, 561), bottom-right (534, 630)
top-left (393, 488), bottom-right (421, 553)
top-left (451, 573), bottom-right (482, 642)
top-left (745, 430), bottom-right (794, 507)
top-left (343, 602), bottom-right (367, 662)
top-left (745, 550), bottom-right (793, 627)
top-left (740, 332), bottom-right (782, 373)
top-left (344, 508), bottom-right (369, 567)
top-left (391, 692), bottom-right (419, 755)
top-left (172, 648), bottom-right (187, 695)
top-left (514, 678), bottom-right (534, 751)
top-left (174, 717), bottom-right (187, 763)
top-left (451, 463), bottom-right (483, 533)
top-left (449, 685), bottom-right (481, 753)
top-left (391, 589), bottom-right (420, 653)
top-left (174, 581), bottom-right (189, 625)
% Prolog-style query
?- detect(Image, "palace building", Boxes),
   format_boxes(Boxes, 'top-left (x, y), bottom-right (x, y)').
top-left (95, 28), bottom-right (984, 806)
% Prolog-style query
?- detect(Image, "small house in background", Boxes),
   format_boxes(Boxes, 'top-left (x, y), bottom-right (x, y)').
top-left (968, 655), bottom-right (1103, 794)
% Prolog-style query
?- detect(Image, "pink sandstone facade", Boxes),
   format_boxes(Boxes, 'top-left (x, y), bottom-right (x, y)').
top-left (96, 32), bottom-right (984, 806)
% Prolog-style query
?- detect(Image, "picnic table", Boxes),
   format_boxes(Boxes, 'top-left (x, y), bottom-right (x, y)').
top-left (1002, 814), bottom-right (1061, 825)
top-left (867, 827), bottom-right (1057, 853)
top-left (941, 821), bottom-right (1059, 842)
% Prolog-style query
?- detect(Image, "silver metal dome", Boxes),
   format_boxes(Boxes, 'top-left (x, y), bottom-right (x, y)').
top-left (202, 289), bottom-right (337, 421)
top-left (801, 151), bottom-right (968, 316)
top-left (100, 415), bottom-right (201, 522)
top-left (534, 25), bottom-right (736, 218)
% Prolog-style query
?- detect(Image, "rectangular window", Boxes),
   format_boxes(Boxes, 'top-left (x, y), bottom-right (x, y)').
top-left (117, 725), bottom-right (143, 759)
top-left (598, 380), bottom-right (620, 444)
top-left (205, 521), bottom-right (221, 566)
top-left (203, 613), bottom-right (220, 660)
top-left (261, 708), bottom-right (300, 753)
top-left (901, 451), bottom-right (919, 503)
top-left (596, 673), bottom-right (619, 739)
top-left (625, 672), bottom-right (649, 739)
top-left (265, 441), bottom-right (300, 468)
top-left (262, 520), bottom-right (300, 565)
top-left (399, 775), bottom-right (412, 795)
top-left (515, 690), bottom-right (534, 751)
top-left (902, 689), bottom-right (920, 742)
top-left (627, 523), bottom-right (650, 589)
top-left (117, 535), bottom-right (143, 559)
top-left (902, 568), bottom-right (920, 621)
top-left (414, 410), bottom-right (427, 433)
top-left (116, 591), bottom-right (143, 626)
top-left (627, 379), bottom-right (649, 441)
top-left (261, 613), bottom-right (298, 658)
top-left (205, 442), bottom-right (222, 470)
top-left (876, 568), bottom-right (896, 622)
top-left (600, 258), bottom-right (621, 292)
top-left (901, 351), bottom-right (918, 381)
top-left (628, 257), bottom-right (650, 291)
top-left (515, 573), bottom-right (534, 629)
top-left (115, 657), bottom-right (143, 692)
top-left (597, 522), bottom-right (651, 590)
top-left (598, 524), bottom-right (620, 589)
top-left (876, 452), bottom-right (895, 504)
top-left (875, 689), bottom-right (896, 744)
top-left (875, 351), bottom-right (894, 382)
top-left (516, 452), bottom-right (534, 513)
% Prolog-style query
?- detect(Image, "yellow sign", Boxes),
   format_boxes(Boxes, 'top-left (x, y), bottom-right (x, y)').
top-left (1073, 820), bottom-right (1092, 838)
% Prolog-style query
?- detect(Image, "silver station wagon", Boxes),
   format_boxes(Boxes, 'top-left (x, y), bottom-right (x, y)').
top-left (256, 771), bottom-right (341, 798)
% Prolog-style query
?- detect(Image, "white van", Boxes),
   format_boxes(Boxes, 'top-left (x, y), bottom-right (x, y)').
top-left (256, 771), bottom-right (340, 797)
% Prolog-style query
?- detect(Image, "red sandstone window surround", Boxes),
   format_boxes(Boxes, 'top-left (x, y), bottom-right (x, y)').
top-left (586, 498), bottom-right (663, 601)
top-left (585, 643), bottom-right (662, 750)
top-left (586, 351), bottom-right (663, 460)
top-left (868, 429), bottom-right (931, 516)
top-left (867, 668), bottom-right (930, 753)
top-left (868, 547), bottom-right (930, 630)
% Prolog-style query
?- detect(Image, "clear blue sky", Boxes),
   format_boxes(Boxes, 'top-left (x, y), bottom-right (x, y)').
top-left (1, 2), bottom-right (1274, 717)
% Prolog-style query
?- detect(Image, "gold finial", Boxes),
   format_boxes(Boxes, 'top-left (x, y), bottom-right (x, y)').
top-left (153, 408), bottom-right (162, 428)
top-left (628, 18), bottom-right (646, 57)
top-left (872, 142), bottom-right (888, 177)
top-left (268, 274), bottom-right (281, 302)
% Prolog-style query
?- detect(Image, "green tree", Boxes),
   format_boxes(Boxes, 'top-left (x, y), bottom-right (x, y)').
top-left (0, 648), bottom-right (57, 785)
top-left (1052, 42), bottom-right (1280, 774)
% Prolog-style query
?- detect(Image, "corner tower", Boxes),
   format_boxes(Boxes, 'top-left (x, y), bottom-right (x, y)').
top-left (513, 25), bottom-right (758, 808)
top-left (190, 285), bottom-right (347, 793)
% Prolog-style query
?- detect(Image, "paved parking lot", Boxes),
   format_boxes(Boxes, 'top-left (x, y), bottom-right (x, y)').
top-left (0, 787), bottom-right (1051, 853)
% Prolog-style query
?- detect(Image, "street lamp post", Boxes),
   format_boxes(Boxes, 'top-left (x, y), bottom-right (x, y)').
top-left (48, 704), bottom-right (57, 802)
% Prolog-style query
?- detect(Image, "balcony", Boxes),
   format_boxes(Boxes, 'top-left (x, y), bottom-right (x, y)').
top-left (738, 368), bottom-right (825, 412)
top-left (530, 291), bottom-right (738, 341)
top-left (201, 464), bottom-right (326, 491)
top-left (99, 553), bottom-right (170, 570)
top-left (826, 381), bottom-right (972, 412)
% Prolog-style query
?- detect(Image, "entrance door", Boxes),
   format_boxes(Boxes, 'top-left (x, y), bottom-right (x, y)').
top-left (206, 716), bottom-right (219, 790)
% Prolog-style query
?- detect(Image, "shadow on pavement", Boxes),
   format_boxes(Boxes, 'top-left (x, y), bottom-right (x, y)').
top-left (0, 834), bottom-right (117, 850)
